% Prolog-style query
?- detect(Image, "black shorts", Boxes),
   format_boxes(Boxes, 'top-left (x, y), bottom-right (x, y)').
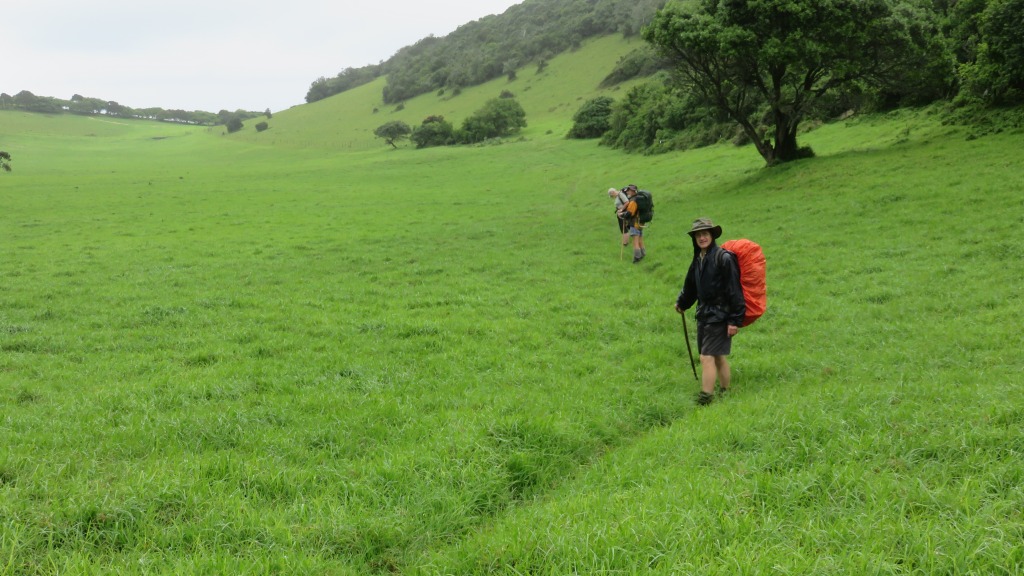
top-left (697, 322), bottom-right (732, 356)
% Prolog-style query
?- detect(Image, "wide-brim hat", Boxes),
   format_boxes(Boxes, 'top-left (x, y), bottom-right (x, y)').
top-left (687, 217), bottom-right (722, 239)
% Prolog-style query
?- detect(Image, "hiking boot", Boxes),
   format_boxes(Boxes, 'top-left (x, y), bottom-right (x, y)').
top-left (696, 391), bottom-right (714, 406)
top-left (632, 255), bottom-right (644, 264)
top-left (717, 387), bottom-right (730, 397)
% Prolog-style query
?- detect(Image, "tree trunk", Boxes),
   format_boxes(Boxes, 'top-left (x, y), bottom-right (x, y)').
top-left (757, 138), bottom-right (776, 166)
top-left (767, 111), bottom-right (801, 166)
top-left (739, 119), bottom-right (776, 166)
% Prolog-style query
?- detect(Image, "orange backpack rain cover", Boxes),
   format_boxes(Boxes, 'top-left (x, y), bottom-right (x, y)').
top-left (721, 239), bottom-right (766, 326)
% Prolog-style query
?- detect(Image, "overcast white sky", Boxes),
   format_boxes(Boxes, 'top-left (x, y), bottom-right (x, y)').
top-left (1, 0), bottom-right (524, 113)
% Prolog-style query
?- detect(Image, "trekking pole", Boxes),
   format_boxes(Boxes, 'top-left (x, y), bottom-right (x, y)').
top-left (681, 312), bottom-right (698, 381)
top-left (617, 213), bottom-right (624, 261)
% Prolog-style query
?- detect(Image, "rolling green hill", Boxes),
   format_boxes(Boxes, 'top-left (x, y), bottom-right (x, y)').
top-left (2, 33), bottom-right (1023, 575)
top-left (233, 34), bottom-right (649, 151)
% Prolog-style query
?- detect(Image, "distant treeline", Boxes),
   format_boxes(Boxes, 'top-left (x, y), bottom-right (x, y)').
top-left (306, 0), bottom-right (668, 105)
top-left (0, 91), bottom-right (265, 127)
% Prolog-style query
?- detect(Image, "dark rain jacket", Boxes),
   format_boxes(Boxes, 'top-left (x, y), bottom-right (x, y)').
top-left (676, 241), bottom-right (746, 326)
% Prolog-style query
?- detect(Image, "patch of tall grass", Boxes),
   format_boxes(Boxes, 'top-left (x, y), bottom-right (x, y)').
top-left (1, 97), bottom-right (1022, 574)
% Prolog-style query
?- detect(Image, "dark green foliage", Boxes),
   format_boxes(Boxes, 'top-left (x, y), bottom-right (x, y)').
top-left (12, 91), bottom-right (62, 113)
top-left (600, 82), bottom-right (728, 154)
top-left (68, 94), bottom-right (110, 115)
top-left (215, 110), bottom-right (263, 131)
top-left (411, 116), bottom-right (456, 148)
top-left (1, 91), bottom-right (238, 124)
top-left (850, 0), bottom-right (957, 109)
top-left (600, 46), bottom-right (671, 87)
top-left (567, 96), bottom-right (615, 139)
top-left (601, 83), bottom-right (673, 152)
top-left (643, 0), bottom-right (937, 165)
top-left (373, 120), bottom-right (413, 148)
top-left (255, 121), bottom-right (269, 132)
top-left (956, 0), bottom-right (1024, 105)
top-left (305, 65), bottom-right (383, 104)
top-left (345, 0), bottom-right (670, 104)
top-left (504, 60), bottom-right (519, 81)
top-left (458, 97), bottom-right (527, 143)
top-left (0, 151), bottom-right (11, 173)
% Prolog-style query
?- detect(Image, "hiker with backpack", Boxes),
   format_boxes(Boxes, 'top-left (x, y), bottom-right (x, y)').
top-left (608, 187), bottom-right (630, 247)
top-left (616, 184), bottom-right (653, 263)
top-left (674, 218), bottom-right (746, 405)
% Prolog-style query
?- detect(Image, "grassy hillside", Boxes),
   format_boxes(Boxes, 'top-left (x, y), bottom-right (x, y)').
top-left (1, 35), bottom-right (1023, 575)
top-left (233, 34), bottom-right (649, 151)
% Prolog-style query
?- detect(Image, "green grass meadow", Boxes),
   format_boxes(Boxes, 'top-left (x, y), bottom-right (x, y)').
top-left (2, 36), bottom-right (1024, 575)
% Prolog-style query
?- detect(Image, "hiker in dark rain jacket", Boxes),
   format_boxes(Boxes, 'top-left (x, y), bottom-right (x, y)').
top-left (675, 218), bottom-right (745, 405)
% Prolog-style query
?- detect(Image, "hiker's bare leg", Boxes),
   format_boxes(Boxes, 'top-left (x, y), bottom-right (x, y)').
top-left (700, 354), bottom-right (717, 395)
top-left (715, 356), bottom-right (731, 390)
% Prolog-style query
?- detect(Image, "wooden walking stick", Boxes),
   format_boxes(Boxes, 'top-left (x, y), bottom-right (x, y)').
top-left (617, 214), bottom-right (624, 261)
top-left (681, 312), bottom-right (698, 381)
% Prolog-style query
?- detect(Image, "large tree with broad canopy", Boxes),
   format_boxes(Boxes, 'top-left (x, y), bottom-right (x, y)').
top-left (643, 0), bottom-right (936, 165)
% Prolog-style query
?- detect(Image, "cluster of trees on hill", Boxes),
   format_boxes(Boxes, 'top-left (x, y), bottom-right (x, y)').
top-left (306, 0), bottom-right (668, 105)
top-left (567, 0), bottom-right (1024, 165)
top-left (374, 92), bottom-right (528, 149)
top-left (0, 91), bottom-right (267, 130)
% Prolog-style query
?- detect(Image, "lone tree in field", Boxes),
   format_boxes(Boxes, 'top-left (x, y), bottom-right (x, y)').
top-left (0, 151), bottom-right (11, 172)
top-left (374, 120), bottom-right (412, 149)
top-left (644, 0), bottom-right (932, 166)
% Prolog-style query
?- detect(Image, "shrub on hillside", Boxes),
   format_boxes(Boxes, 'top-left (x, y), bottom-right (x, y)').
top-left (599, 46), bottom-right (670, 88)
top-left (601, 82), bottom-right (732, 154)
top-left (567, 96), bottom-right (614, 139)
top-left (411, 116), bottom-right (456, 148)
top-left (459, 97), bottom-right (527, 144)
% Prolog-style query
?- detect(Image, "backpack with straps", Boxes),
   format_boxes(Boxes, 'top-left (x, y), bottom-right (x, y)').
top-left (718, 239), bottom-right (767, 326)
top-left (634, 190), bottom-right (654, 224)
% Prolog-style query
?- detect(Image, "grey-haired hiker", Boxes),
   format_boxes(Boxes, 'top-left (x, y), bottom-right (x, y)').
top-left (616, 184), bottom-right (647, 263)
top-left (674, 218), bottom-right (746, 405)
top-left (608, 187), bottom-right (630, 247)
